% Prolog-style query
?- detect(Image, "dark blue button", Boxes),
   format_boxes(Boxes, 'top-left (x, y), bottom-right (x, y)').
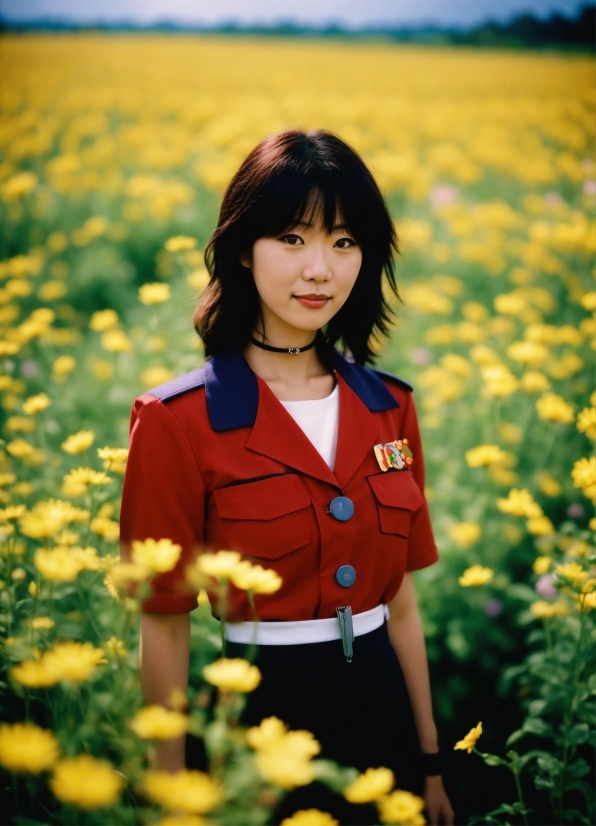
top-left (336, 565), bottom-right (357, 588)
top-left (328, 496), bottom-right (354, 521)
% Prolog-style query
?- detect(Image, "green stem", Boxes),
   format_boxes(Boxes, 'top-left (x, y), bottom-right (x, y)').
top-left (543, 618), bottom-right (553, 659)
top-left (512, 766), bottom-right (529, 826)
top-left (246, 589), bottom-right (259, 664)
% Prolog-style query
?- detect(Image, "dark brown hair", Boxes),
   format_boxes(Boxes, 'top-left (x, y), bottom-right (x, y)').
top-left (195, 129), bottom-right (399, 365)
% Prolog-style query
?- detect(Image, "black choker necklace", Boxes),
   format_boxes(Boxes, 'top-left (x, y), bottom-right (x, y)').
top-left (249, 335), bottom-right (317, 356)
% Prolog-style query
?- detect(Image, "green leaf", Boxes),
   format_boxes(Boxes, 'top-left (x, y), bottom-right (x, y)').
top-left (505, 729), bottom-right (526, 747)
top-left (522, 717), bottom-right (553, 738)
top-left (566, 758), bottom-right (590, 778)
top-left (568, 723), bottom-right (590, 745)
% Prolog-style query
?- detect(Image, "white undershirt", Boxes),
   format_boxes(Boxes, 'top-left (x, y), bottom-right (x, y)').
top-left (280, 384), bottom-right (339, 470)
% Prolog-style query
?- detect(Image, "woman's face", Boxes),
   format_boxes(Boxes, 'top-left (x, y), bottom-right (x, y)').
top-left (247, 213), bottom-right (363, 341)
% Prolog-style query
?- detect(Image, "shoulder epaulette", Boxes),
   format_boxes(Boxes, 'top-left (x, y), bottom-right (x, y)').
top-left (146, 365), bottom-right (207, 403)
top-left (370, 368), bottom-right (413, 393)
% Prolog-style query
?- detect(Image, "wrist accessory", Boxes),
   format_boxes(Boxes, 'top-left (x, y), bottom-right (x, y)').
top-left (249, 335), bottom-right (317, 356)
top-left (421, 749), bottom-right (444, 776)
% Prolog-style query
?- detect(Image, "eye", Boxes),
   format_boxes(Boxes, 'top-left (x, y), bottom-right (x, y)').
top-left (280, 234), bottom-right (304, 246)
top-left (334, 237), bottom-right (357, 249)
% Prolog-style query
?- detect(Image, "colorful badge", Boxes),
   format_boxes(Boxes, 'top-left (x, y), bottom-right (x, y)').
top-left (374, 439), bottom-right (413, 472)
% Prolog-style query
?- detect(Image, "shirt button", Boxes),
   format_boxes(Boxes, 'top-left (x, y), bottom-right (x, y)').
top-left (328, 496), bottom-right (354, 522)
top-left (336, 565), bottom-right (357, 587)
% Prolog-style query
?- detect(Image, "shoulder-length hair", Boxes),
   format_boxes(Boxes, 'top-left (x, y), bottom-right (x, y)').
top-left (195, 129), bottom-right (399, 365)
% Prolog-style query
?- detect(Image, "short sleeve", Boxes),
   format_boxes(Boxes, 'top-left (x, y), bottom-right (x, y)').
top-left (120, 395), bottom-right (206, 613)
top-left (400, 392), bottom-right (438, 571)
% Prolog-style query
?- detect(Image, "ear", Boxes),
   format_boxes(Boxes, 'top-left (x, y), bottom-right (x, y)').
top-left (239, 250), bottom-right (252, 269)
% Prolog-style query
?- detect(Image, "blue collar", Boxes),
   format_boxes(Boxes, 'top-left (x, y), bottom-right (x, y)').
top-left (149, 349), bottom-right (401, 432)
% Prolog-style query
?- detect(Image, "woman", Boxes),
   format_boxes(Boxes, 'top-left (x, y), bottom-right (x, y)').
top-left (121, 130), bottom-right (454, 825)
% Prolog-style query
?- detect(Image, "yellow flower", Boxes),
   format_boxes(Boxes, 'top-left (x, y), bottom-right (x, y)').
top-left (229, 561), bottom-right (283, 594)
top-left (6, 415), bottom-right (35, 432)
top-left (465, 445), bottom-right (506, 467)
top-left (158, 815), bottom-right (206, 826)
top-left (43, 641), bottom-right (105, 682)
top-left (62, 467), bottom-right (111, 497)
top-left (497, 488), bottom-right (542, 518)
top-left (141, 769), bottom-right (222, 814)
top-left (34, 546), bottom-right (85, 582)
top-left (97, 446), bottom-right (129, 464)
top-left (165, 236), bottom-right (197, 252)
top-left (526, 516), bottom-right (555, 536)
top-left (141, 366), bottom-right (175, 387)
top-left (458, 565), bottom-right (494, 587)
top-left (577, 592), bottom-right (596, 611)
top-left (554, 562), bottom-right (588, 586)
top-left (89, 309), bottom-right (119, 332)
top-left (377, 790), bottom-right (426, 825)
top-left (130, 705), bottom-right (188, 740)
top-left (454, 722), bottom-right (482, 753)
top-left (344, 767), bottom-right (395, 803)
top-left (105, 637), bottom-right (127, 658)
top-left (52, 355), bottom-right (76, 379)
top-left (281, 811), bottom-right (338, 826)
top-left (246, 716), bottom-right (288, 751)
top-left (7, 438), bottom-right (35, 458)
top-left (535, 393), bottom-right (574, 424)
top-left (30, 616), bottom-right (55, 630)
top-left (535, 471), bottom-right (561, 497)
top-left (90, 515), bottom-right (120, 541)
top-left (61, 430), bottom-right (95, 454)
top-left (139, 282), bottom-right (171, 304)
top-left (202, 658), bottom-right (262, 692)
top-left (440, 353), bottom-right (471, 377)
top-left (255, 731), bottom-right (321, 790)
top-left (132, 538), bottom-right (182, 573)
top-left (10, 659), bottom-right (59, 688)
top-left (101, 328), bottom-right (132, 352)
top-left (198, 550), bottom-right (243, 579)
top-left (0, 505), bottom-right (26, 520)
top-left (1, 171), bottom-right (38, 201)
top-left (520, 371), bottom-right (551, 394)
top-left (507, 340), bottom-right (549, 366)
top-left (577, 407), bottom-right (596, 440)
top-left (571, 457), bottom-right (596, 491)
top-left (50, 755), bottom-right (123, 809)
top-left (481, 365), bottom-right (519, 398)
top-left (533, 556), bottom-right (552, 575)
top-left (0, 723), bottom-right (59, 773)
top-left (530, 600), bottom-right (568, 619)
top-left (22, 393), bottom-right (51, 415)
top-left (448, 522), bottom-right (481, 547)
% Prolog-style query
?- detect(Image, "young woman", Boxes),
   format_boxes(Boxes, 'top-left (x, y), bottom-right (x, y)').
top-left (121, 130), bottom-right (454, 825)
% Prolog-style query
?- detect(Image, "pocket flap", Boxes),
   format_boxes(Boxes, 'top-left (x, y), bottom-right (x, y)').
top-left (213, 474), bottom-right (311, 520)
top-left (368, 471), bottom-right (424, 511)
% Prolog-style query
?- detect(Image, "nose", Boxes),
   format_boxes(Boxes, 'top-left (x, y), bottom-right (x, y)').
top-left (302, 242), bottom-right (331, 282)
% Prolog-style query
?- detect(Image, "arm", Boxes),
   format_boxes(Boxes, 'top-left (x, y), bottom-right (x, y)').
top-left (387, 573), bottom-right (454, 826)
top-left (140, 612), bottom-right (190, 772)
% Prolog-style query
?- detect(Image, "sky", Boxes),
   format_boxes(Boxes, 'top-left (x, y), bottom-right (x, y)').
top-left (0, 0), bottom-right (587, 28)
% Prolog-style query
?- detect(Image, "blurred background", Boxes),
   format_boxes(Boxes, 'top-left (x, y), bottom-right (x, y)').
top-left (0, 2), bottom-right (593, 824)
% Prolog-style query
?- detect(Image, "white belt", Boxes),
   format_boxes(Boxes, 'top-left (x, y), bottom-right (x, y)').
top-left (225, 604), bottom-right (389, 646)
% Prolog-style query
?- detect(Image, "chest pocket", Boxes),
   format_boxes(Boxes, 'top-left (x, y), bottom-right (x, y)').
top-left (367, 471), bottom-right (425, 537)
top-left (210, 474), bottom-right (311, 560)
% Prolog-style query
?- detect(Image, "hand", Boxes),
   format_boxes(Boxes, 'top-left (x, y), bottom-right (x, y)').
top-left (423, 775), bottom-right (454, 826)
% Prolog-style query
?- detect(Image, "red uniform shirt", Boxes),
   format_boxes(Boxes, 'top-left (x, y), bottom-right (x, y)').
top-left (120, 349), bottom-right (438, 620)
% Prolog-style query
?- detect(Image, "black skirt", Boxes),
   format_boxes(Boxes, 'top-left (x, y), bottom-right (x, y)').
top-left (225, 621), bottom-right (424, 825)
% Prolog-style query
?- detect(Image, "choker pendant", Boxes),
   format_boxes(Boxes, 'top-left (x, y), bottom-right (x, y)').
top-left (249, 336), bottom-right (317, 356)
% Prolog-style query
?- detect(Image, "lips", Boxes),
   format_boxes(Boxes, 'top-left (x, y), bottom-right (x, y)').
top-left (294, 294), bottom-right (331, 308)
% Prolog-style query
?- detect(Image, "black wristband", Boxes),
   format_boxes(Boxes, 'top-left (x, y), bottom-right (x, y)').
top-left (421, 749), bottom-right (444, 776)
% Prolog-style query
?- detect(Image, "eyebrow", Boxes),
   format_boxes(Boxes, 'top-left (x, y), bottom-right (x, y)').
top-left (292, 221), bottom-right (351, 232)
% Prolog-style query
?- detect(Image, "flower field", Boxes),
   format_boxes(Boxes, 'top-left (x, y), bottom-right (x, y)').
top-left (0, 34), bottom-right (594, 825)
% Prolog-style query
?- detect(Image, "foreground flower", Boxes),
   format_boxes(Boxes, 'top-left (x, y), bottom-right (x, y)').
top-left (465, 445), bottom-right (506, 467)
top-left (165, 235), bottom-right (197, 252)
top-left (10, 659), bottom-right (59, 688)
top-left (34, 546), bottom-right (85, 582)
top-left (197, 550), bottom-right (242, 579)
top-left (229, 561), bottom-right (283, 594)
top-left (43, 641), bottom-right (105, 682)
top-left (281, 811), bottom-right (338, 826)
top-left (141, 769), bottom-right (222, 814)
top-left (50, 755), bottom-right (123, 809)
top-left (246, 716), bottom-right (288, 750)
top-left (0, 723), bottom-right (59, 773)
top-left (377, 790), bottom-right (426, 825)
top-left (458, 565), bottom-right (494, 587)
top-left (203, 658), bottom-right (261, 692)
top-left (130, 706), bottom-right (188, 740)
top-left (247, 717), bottom-right (321, 790)
top-left (454, 722), bottom-right (482, 753)
top-left (139, 282), bottom-right (171, 304)
top-left (61, 430), bottom-right (95, 454)
top-left (97, 446), bottom-right (129, 464)
top-left (530, 600), bottom-right (568, 619)
top-left (22, 393), bottom-right (51, 415)
top-left (526, 516), bottom-right (555, 536)
top-left (571, 457), bottom-right (596, 494)
top-left (132, 538), bottom-right (182, 573)
top-left (344, 767), bottom-right (395, 803)
top-left (577, 407), bottom-right (596, 440)
top-left (554, 561), bottom-right (589, 586)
